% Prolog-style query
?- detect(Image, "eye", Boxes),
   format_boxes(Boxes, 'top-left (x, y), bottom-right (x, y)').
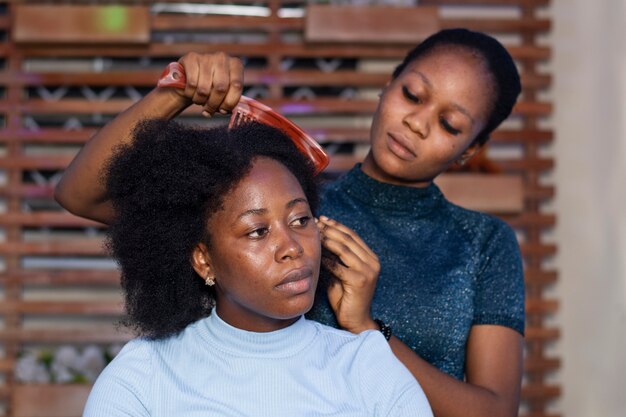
top-left (402, 86), bottom-right (420, 103)
top-left (440, 117), bottom-right (461, 136)
top-left (290, 216), bottom-right (311, 228)
top-left (247, 227), bottom-right (269, 239)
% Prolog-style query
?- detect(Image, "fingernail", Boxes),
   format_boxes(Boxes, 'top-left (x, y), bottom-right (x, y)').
top-left (219, 109), bottom-right (228, 115)
top-left (320, 215), bottom-right (328, 221)
top-left (202, 110), bottom-right (211, 118)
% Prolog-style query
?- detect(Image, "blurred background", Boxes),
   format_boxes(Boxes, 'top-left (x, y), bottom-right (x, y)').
top-left (0, 1), bottom-right (623, 416)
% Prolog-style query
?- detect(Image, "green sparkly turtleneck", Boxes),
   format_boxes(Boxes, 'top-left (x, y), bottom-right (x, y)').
top-left (307, 165), bottom-right (525, 380)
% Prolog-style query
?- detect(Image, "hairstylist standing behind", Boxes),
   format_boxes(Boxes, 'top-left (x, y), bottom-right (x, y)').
top-left (55, 28), bottom-right (524, 417)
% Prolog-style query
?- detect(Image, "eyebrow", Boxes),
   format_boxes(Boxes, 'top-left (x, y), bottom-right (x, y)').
top-left (410, 70), bottom-right (476, 124)
top-left (236, 197), bottom-right (309, 221)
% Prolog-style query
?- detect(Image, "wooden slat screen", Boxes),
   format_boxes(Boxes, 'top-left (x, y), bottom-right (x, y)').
top-left (0, 1), bottom-right (556, 416)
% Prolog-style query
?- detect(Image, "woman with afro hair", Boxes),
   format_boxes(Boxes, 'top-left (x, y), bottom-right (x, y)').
top-left (82, 119), bottom-right (433, 417)
top-left (59, 29), bottom-right (525, 417)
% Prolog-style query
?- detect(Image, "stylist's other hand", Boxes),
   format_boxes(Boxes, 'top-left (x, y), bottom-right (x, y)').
top-left (317, 216), bottom-right (380, 334)
top-left (176, 52), bottom-right (244, 118)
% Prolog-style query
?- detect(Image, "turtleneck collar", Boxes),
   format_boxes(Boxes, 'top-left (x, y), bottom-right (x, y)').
top-left (339, 164), bottom-right (445, 215)
top-left (198, 309), bottom-right (317, 358)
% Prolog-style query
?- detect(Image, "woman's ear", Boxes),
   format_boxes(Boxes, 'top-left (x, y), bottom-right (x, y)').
top-left (192, 242), bottom-right (215, 286)
top-left (457, 142), bottom-right (483, 166)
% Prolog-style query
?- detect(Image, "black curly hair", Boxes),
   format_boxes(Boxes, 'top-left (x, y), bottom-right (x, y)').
top-left (104, 119), bottom-right (323, 339)
top-left (392, 28), bottom-right (522, 146)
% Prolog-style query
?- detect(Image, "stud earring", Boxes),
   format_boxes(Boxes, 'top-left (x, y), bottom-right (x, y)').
top-left (205, 274), bottom-right (215, 286)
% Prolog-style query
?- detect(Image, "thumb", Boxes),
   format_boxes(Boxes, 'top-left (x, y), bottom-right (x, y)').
top-left (327, 280), bottom-right (343, 311)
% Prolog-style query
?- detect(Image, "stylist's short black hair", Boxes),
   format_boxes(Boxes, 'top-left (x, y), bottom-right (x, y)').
top-left (393, 28), bottom-right (521, 146)
top-left (105, 119), bottom-right (320, 339)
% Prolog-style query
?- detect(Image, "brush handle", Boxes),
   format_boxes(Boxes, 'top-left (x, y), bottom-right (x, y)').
top-left (157, 61), bottom-right (329, 174)
top-left (157, 62), bottom-right (187, 89)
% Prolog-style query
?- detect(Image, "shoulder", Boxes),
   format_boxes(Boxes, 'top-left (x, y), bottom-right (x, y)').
top-left (83, 339), bottom-right (155, 416)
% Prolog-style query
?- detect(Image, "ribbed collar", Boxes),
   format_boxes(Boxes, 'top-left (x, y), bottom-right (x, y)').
top-left (198, 309), bottom-right (317, 358)
top-left (340, 164), bottom-right (445, 215)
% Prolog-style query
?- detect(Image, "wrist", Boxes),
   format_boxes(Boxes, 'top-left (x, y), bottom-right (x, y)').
top-left (373, 318), bottom-right (392, 341)
top-left (342, 318), bottom-right (378, 334)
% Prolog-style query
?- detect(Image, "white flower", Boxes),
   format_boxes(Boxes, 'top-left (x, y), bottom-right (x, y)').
top-left (15, 353), bottom-right (50, 383)
top-left (76, 345), bottom-right (106, 382)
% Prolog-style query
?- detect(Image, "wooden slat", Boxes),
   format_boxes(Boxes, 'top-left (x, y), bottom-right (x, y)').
top-left (503, 213), bottom-right (556, 229)
top-left (16, 98), bottom-right (552, 117)
top-left (525, 327), bottom-right (559, 342)
top-left (437, 173), bottom-right (523, 213)
top-left (153, 14), bottom-right (304, 30)
top-left (0, 328), bottom-right (132, 344)
top-left (0, 212), bottom-right (103, 228)
top-left (525, 299), bottom-right (559, 314)
top-left (13, 5), bottom-right (150, 44)
top-left (12, 384), bottom-right (91, 417)
top-left (5, 270), bottom-right (120, 286)
top-left (305, 5), bottom-right (439, 44)
top-left (16, 42), bottom-right (552, 61)
top-left (520, 243), bottom-right (557, 257)
top-left (521, 384), bottom-right (561, 400)
top-left (0, 240), bottom-right (105, 256)
top-left (440, 18), bottom-right (550, 33)
top-left (524, 270), bottom-right (558, 286)
top-left (524, 356), bottom-right (560, 373)
top-left (0, 127), bottom-right (554, 145)
top-left (421, 0), bottom-right (549, 5)
top-left (0, 301), bottom-right (122, 315)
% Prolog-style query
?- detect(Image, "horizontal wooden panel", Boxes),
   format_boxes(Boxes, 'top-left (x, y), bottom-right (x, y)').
top-left (0, 328), bottom-right (132, 343)
top-left (0, 240), bottom-right (105, 256)
top-left (520, 243), bottom-right (557, 257)
top-left (10, 68), bottom-right (545, 89)
top-left (521, 384), bottom-right (561, 400)
top-left (421, 0), bottom-right (549, 5)
top-left (524, 356), bottom-right (560, 373)
top-left (503, 213), bottom-right (556, 228)
top-left (525, 326), bottom-right (559, 341)
top-left (153, 14), bottom-right (303, 30)
top-left (441, 18), bottom-right (550, 33)
top-left (13, 5), bottom-right (150, 45)
top-left (0, 127), bottom-right (553, 146)
top-left (436, 173), bottom-right (523, 213)
top-left (306, 5), bottom-right (439, 44)
top-left (0, 301), bottom-right (122, 315)
top-left (524, 270), bottom-right (558, 286)
top-left (17, 42), bottom-right (551, 61)
top-left (4, 270), bottom-right (120, 286)
top-left (525, 299), bottom-right (558, 314)
top-left (0, 212), bottom-right (102, 228)
top-left (12, 384), bottom-right (91, 417)
top-left (15, 98), bottom-right (551, 117)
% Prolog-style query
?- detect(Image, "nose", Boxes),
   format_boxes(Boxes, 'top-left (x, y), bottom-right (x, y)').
top-left (274, 227), bottom-right (304, 262)
top-left (403, 108), bottom-right (430, 139)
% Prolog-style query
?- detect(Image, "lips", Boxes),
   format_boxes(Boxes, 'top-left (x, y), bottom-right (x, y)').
top-left (275, 267), bottom-right (313, 294)
top-left (386, 132), bottom-right (417, 161)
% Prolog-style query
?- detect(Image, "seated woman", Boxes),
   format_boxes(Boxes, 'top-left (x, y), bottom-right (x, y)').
top-left (83, 119), bottom-right (433, 417)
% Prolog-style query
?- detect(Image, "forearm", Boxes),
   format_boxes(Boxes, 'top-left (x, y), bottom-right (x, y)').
top-left (55, 87), bottom-right (189, 223)
top-left (389, 336), bottom-right (520, 417)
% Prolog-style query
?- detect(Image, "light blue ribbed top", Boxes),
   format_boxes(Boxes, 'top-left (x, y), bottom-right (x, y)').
top-left (83, 309), bottom-right (433, 417)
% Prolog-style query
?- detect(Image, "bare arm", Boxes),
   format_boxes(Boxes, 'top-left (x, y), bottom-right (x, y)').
top-left (317, 216), bottom-right (523, 417)
top-left (54, 52), bottom-right (244, 224)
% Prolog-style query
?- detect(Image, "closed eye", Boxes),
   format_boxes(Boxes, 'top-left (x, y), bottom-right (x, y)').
top-left (440, 117), bottom-right (461, 136)
top-left (402, 86), bottom-right (420, 103)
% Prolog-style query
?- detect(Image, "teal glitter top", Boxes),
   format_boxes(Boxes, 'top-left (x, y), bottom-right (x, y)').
top-left (307, 165), bottom-right (525, 380)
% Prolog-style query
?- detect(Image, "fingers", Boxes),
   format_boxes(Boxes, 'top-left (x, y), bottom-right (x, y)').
top-left (177, 52), bottom-right (244, 117)
top-left (317, 216), bottom-right (379, 269)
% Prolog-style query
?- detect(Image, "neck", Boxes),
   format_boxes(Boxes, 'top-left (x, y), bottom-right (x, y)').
top-left (361, 152), bottom-right (433, 188)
